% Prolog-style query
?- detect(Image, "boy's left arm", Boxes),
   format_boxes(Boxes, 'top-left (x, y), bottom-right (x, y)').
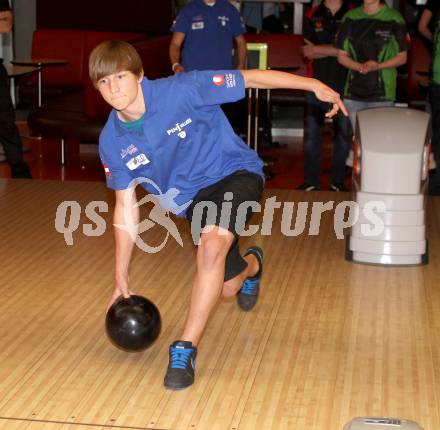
top-left (240, 69), bottom-right (347, 117)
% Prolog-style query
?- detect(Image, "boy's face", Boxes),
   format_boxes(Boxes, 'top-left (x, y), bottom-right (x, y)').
top-left (96, 70), bottom-right (143, 112)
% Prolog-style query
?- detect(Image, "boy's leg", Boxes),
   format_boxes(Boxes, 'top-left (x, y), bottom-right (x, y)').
top-left (164, 237), bottom-right (263, 390)
top-left (181, 226), bottom-right (235, 346)
top-left (164, 170), bottom-right (264, 390)
top-left (164, 225), bottom-right (234, 390)
top-left (221, 251), bottom-right (260, 298)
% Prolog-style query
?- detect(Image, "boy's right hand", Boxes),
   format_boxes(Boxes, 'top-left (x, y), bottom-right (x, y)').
top-left (107, 277), bottom-right (133, 312)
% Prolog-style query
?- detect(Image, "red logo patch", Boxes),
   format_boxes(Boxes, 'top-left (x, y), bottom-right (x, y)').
top-left (314, 20), bottom-right (323, 29)
top-left (213, 75), bottom-right (225, 86)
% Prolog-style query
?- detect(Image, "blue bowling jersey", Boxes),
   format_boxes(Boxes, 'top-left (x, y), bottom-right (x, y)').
top-left (171, 0), bottom-right (245, 71)
top-left (99, 70), bottom-right (264, 216)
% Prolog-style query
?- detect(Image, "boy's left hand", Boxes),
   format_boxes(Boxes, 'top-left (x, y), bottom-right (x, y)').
top-left (314, 81), bottom-right (348, 117)
top-left (325, 101), bottom-right (347, 118)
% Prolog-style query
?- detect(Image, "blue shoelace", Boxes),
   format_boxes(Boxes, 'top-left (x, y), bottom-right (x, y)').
top-left (241, 277), bottom-right (259, 295)
top-left (170, 347), bottom-right (193, 369)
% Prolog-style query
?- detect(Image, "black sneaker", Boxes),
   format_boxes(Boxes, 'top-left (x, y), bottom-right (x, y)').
top-left (330, 183), bottom-right (349, 192)
top-left (296, 182), bottom-right (318, 191)
top-left (237, 246), bottom-right (263, 311)
top-left (164, 340), bottom-right (197, 390)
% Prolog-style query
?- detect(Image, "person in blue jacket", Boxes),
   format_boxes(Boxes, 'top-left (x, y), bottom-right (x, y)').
top-left (170, 0), bottom-right (247, 133)
top-left (169, 0), bottom-right (246, 74)
top-left (89, 40), bottom-right (347, 391)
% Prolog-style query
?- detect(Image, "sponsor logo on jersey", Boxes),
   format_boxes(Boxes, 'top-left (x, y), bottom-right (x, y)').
top-left (126, 153), bottom-right (150, 170)
top-left (192, 21), bottom-right (204, 30)
top-left (225, 73), bottom-right (236, 88)
top-left (218, 15), bottom-right (229, 26)
top-left (213, 75), bottom-right (225, 86)
top-left (120, 144), bottom-right (139, 159)
top-left (213, 74), bottom-right (236, 88)
top-left (314, 19), bottom-right (323, 30)
top-left (166, 118), bottom-right (193, 138)
top-left (376, 29), bottom-right (391, 40)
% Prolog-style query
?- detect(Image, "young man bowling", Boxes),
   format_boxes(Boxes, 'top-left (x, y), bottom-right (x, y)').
top-left (89, 40), bottom-right (347, 390)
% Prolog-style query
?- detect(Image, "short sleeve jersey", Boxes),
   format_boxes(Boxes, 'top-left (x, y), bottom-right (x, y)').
top-left (335, 5), bottom-right (408, 101)
top-left (171, 0), bottom-right (246, 71)
top-left (303, 1), bottom-right (350, 93)
top-left (99, 70), bottom-right (264, 216)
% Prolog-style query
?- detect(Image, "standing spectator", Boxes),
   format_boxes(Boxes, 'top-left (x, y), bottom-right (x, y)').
top-left (298, 0), bottom-right (352, 192)
top-left (169, 0), bottom-right (246, 74)
top-left (169, 0), bottom-right (247, 134)
top-left (0, 0), bottom-right (31, 178)
top-left (429, 10), bottom-right (440, 195)
top-left (335, 0), bottom-right (409, 132)
top-left (418, 0), bottom-right (440, 44)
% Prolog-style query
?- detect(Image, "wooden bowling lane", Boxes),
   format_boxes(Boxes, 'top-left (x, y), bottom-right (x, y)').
top-left (0, 179), bottom-right (439, 429)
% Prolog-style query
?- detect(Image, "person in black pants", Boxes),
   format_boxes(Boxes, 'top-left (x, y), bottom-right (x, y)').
top-left (297, 0), bottom-right (351, 192)
top-left (429, 10), bottom-right (440, 195)
top-left (0, 0), bottom-right (31, 179)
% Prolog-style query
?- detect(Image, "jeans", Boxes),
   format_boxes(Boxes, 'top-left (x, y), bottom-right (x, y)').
top-left (304, 92), bottom-right (351, 186)
top-left (343, 98), bottom-right (394, 133)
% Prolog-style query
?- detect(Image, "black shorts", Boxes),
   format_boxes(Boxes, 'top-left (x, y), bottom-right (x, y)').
top-left (186, 170), bottom-right (264, 282)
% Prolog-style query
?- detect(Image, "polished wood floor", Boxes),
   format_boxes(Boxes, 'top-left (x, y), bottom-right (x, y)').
top-left (0, 179), bottom-right (439, 429)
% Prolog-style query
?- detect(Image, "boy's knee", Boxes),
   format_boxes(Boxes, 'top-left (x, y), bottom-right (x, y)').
top-left (197, 227), bottom-right (233, 269)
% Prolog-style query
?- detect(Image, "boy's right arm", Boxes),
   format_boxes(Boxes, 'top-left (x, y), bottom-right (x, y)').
top-left (108, 188), bottom-right (140, 310)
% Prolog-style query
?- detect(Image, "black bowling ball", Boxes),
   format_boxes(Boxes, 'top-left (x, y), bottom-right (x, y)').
top-left (105, 295), bottom-right (161, 352)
